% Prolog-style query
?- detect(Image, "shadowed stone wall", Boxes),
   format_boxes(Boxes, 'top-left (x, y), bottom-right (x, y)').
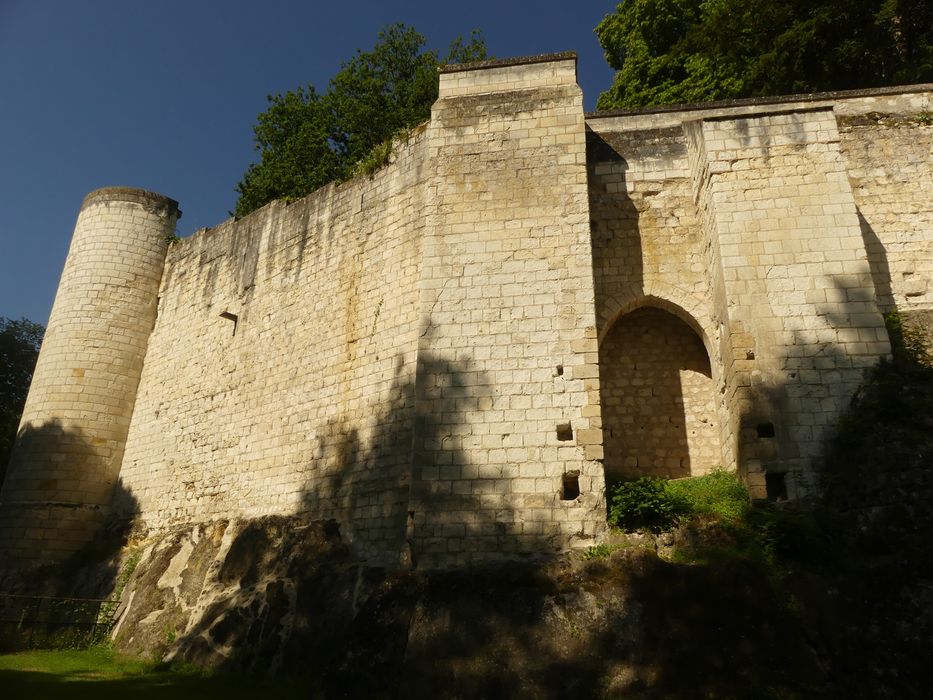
top-left (2, 59), bottom-right (930, 568)
top-left (600, 307), bottom-right (719, 482)
top-left (588, 86), bottom-right (931, 499)
top-left (409, 55), bottom-right (606, 567)
top-left (0, 189), bottom-right (178, 565)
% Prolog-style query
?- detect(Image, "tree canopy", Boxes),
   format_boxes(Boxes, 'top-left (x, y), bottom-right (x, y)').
top-left (596, 0), bottom-right (933, 109)
top-left (0, 317), bottom-right (43, 484)
top-left (234, 25), bottom-right (487, 217)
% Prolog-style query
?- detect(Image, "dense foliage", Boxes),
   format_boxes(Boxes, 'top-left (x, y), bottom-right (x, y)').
top-left (608, 476), bottom-right (691, 531)
top-left (608, 470), bottom-right (750, 532)
top-left (596, 0), bottom-right (933, 108)
top-left (234, 25), bottom-right (486, 217)
top-left (0, 317), bottom-right (43, 482)
top-left (607, 470), bottom-right (833, 570)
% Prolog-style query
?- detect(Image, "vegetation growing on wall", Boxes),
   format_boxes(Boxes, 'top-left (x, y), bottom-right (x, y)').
top-left (234, 25), bottom-right (486, 217)
top-left (822, 311), bottom-right (933, 541)
top-left (606, 470), bottom-right (830, 572)
top-left (598, 316), bottom-right (933, 697)
top-left (884, 310), bottom-right (932, 368)
top-left (596, 0), bottom-right (933, 108)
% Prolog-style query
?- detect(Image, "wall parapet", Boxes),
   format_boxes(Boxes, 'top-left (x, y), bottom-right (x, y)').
top-left (438, 52), bottom-right (577, 98)
top-left (586, 83), bottom-right (933, 119)
top-left (81, 187), bottom-right (181, 219)
top-left (586, 85), bottom-right (932, 133)
top-left (439, 51), bottom-right (576, 74)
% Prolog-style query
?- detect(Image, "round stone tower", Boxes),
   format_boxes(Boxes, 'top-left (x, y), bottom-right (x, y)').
top-left (0, 187), bottom-right (180, 567)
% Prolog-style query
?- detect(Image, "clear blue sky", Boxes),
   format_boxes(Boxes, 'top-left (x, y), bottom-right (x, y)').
top-left (0, 0), bottom-right (616, 325)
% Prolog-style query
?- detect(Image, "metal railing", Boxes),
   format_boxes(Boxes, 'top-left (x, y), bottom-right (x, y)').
top-left (0, 593), bottom-right (119, 650)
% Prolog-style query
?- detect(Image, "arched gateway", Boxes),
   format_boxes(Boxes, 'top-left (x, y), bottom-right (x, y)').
top-left (599, 305), bottom-right (721, 483)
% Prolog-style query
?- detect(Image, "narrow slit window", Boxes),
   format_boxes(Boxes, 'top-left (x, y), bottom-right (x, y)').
top-left (561, 472), bottom-right (580, 500)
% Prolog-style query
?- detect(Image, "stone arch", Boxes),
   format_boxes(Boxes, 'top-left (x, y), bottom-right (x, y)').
top-left (597, 290), bottom-right (716, 360)
top-left (598, 299), bottom-right (722, 483)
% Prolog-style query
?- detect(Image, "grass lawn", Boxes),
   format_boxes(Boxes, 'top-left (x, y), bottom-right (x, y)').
top-left (0, 647), bottom-right (309, 699)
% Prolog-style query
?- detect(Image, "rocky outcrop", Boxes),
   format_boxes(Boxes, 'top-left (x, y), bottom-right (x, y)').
top-left (110, 516), bottom-right (829, 698)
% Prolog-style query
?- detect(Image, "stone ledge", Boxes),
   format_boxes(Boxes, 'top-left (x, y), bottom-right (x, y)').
top-left (586, 83), bottom-right (933, 119)
top-left (82, 186), bottom-right (181, 219)
top-left (439, 51), bottom-right (576, 74)
top-left (688, 105), bottom-right (835, 125)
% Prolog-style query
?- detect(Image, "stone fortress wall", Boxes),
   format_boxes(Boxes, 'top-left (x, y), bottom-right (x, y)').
top-left (588, 85), bottom-right (932, 499)
top-left (1, 53), bottom-right (930, 569)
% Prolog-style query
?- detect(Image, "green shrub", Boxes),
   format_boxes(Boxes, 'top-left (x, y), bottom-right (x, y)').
top-left (668, 469), bottom-right (749, 523)
top-left (350, 138), bottom-right (394, 178)
top-left (348, 127), bottom-right (415, 180)
top-left (581, 543), bottom-right (613, 560)
top-left (608, 471), bottom-right (750, 533)
top-left (608, 477), bottom-right (690, 532)
top-left (748, 508), bottom-right (834, 567)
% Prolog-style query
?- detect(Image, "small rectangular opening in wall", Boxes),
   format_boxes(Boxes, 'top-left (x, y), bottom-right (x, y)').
top-left (561, 471), bottom-right (580, 500)
top-left (766, 472), bottom-right (787, 502)
top-left (756, 422), bottom-right (775, 438)
top-left (555, 365), bottom-right (564, 376)
top-left (220, 311), bottom-right (239, 336)
top-left (556, 423), bottom-right (573, 441)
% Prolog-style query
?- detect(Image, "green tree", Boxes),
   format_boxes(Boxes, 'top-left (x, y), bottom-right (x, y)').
top-left (596, 0), bottom-right (933, 109)
top-left (235, 86), bottom-right (339, 218)
top-left (0, 317), bottom-right (43, 484)
top-left (234, 25), bottom-right (487, 218)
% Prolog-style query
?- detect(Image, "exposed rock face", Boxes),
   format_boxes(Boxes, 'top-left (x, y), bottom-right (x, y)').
top-left (114, 517), bottom-right (367, 676)
top-left (98, 506), bottom-right (931, 699)
top-left (107, 516), bottom-right (827, 698)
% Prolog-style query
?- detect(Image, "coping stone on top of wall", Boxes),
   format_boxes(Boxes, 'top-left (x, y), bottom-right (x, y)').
top-left (586, 83), bottom-right (933, 119)
top-left (684, 105), bottom-right (834, 125)
top-left (81, 186), bottom-right (182, 219)
top-left (439, 51), bottom-right (577, 74)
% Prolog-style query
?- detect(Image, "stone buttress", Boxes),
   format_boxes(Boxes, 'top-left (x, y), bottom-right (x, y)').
top-left (408, 54), bottom-right (606, 567)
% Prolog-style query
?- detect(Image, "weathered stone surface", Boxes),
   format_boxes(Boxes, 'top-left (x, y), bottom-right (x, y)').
top-left (113, 517), bottom-right (366, 674)
top-left (104, 515), bottom-right (852, 698)
top-left (1, 54), bottom-right (930, 569)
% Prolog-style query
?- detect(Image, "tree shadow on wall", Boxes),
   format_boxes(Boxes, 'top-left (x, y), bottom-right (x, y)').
top-left (313, 348), bottom-right (613, 697)
top-left (0, 420), bottom-right (139, 596)
top-left (727, 270), bottom-right (933, 698)
top-left (159, 350), bottom-right (622, 697)
top-left (408, 353), bottom-right (564, 566)
top-left (297, 354), bottom-right (416, 565)
top-left (857, 207), bottom-right (895, 314)
top-left (0, 420), bottom-right (140, 652)
top-left (586, 127), bottom-right (644, 331)
top-left (734, 273), bottom-right (889, 501)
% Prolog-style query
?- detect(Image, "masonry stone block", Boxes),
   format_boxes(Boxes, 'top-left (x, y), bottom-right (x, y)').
top-left (2, 60), bottom-right (930, 569)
